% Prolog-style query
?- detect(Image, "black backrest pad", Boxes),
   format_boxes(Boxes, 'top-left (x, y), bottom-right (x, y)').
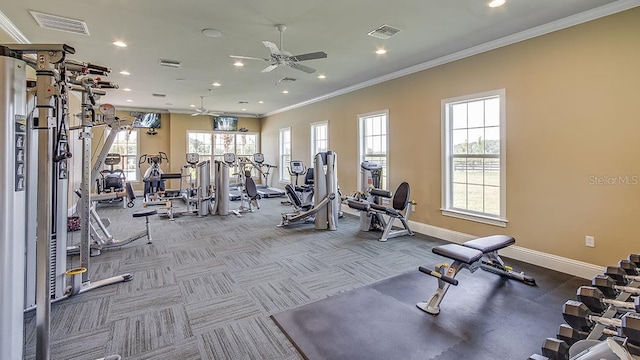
top-left (285, 183), bottom-right (303, 207)
top-left (393, 182), bottom-right (410, 211)
top-left (245, 177), bottom-right (258, 198)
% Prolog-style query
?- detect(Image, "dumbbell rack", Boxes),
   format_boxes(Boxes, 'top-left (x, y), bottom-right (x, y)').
top-left (530, 254), bottom-right (640, 360)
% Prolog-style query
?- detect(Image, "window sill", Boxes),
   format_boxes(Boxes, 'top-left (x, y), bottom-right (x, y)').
top-left (441, 209), bottom-right (507, 228)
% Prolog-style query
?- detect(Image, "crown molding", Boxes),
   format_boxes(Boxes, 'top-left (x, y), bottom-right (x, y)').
top-left (264, 0), bottom-right (640, 117)
top-left (0, 11), bottom-right (29, 44)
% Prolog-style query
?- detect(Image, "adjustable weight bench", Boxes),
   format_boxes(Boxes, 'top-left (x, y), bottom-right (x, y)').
top-left (417, 235), bottom-right (536, 315)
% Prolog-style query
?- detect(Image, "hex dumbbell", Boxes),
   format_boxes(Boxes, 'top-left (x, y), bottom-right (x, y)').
top-left (556, 323), bottom-right (587, 346)
top-left (605, 266), bottom-right (640, 286)
top-left (576, 286), bottom-right (640, 313)
top-left (562, 300), bottom-right (640, 345)
top-left (592, 275), bottom-right (640, 298)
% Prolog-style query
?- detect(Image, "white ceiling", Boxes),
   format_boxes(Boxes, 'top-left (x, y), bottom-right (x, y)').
top-left (0, 0), bottom-right (630, 117)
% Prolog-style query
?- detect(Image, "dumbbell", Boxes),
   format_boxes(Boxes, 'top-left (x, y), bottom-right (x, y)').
top-left (620, 259), bottom-right (640, 275)
top-left (576, 286), bottom-right (640, 314)
top-left (592, 275), bottom-right (640, 299)
top-left (556, 323), bottom-right (587, 346)
top-left (629, 254), bottom-right (640, 267)
top-left (604, 266), bottom-right (640, 286)
top-left (540, 338), bottom-right (569, 360)
top-left (562, 300), bottom-right (640, 344)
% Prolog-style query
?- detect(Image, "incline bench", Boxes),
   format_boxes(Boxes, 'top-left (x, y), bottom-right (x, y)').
top-left (417, 235), bottom-right (536, 315)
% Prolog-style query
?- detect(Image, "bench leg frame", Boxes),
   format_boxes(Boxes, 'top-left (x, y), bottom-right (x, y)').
top-left (417, 260), bottom-right (478, 315)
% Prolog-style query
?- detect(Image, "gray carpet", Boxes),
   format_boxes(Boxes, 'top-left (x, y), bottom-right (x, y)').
top-left (272, 260), bottom-right (588, 360)
top-left (23, 197), bottom-right (454, 359)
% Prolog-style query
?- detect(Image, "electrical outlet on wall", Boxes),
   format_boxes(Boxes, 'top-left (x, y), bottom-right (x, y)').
top-left (585, 236), bottom-right (595, 248)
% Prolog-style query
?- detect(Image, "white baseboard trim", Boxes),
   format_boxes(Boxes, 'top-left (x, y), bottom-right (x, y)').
top-left (343, 207), bottom-right (602, 279)
top-left (408, 219), bottom-right (603, 279)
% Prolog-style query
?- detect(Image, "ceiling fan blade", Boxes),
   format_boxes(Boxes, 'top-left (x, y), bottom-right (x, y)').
top-left (191, 113), bottom-right (200, 117)
top-left (261, 64), bottom-right (279, 73)
top-left (289, 62), bottom-right (316, 74)
top-left (229, 55), bottom-right (269, 61)
top-left (262, 41), bottom-right (282, 56)
top-left (291, 51), bottom-right (327, 62)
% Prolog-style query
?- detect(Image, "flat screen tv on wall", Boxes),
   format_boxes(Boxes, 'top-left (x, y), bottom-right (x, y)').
top-left (131, 112), bottom-right (161, 128)
top-left (214, 116), bottom-right (238, 131)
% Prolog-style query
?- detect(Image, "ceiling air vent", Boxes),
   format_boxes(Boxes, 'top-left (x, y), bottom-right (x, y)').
top-left (158, 59), bottom-right (181, 68)
top-left (152, 93), bottom-right (166, 97)
top-left (367, 24), bottom-right (401, 40)
top-left (30, 11), bottom-right (90, 35)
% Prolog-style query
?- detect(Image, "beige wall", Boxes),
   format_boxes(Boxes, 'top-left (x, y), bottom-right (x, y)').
top-left (261, 8), bottom-right (640, 266)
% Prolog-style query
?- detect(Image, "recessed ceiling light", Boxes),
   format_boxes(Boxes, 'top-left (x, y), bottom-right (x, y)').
top-left (126, 99), bottom-right (133, 102)
top-left (202, 28), bottom-right (222, 38)
top-left (190, 104), bottom-right (196, 108)
top-left (212, 82), bottom-right (221, 87)
top-left (375, 49), bottom-right (387, 55)
top-left (242, 108), bottom-right (246, 111)
top-left (119, 71), bottom-right (130, 75)
top-left (122, 88), bottom-right (132, 92)
top-left (282, 90), bottom-right (289, 94)
top-left (233, 61), bottom-right (244, 67)
top-left (258, 101), bottom-right (264, 104)
top-left (317, 74), bottom-right (326, 79)
top-left (112, 41), bottom-right (127, 47)
top-left (488, 0), bottom-right (506, 7)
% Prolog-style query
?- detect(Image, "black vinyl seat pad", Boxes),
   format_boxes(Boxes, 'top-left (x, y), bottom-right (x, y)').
top-left (432, 244), bottom-right (483, 264)
top-left (463, 235), bottom-right (515, 253)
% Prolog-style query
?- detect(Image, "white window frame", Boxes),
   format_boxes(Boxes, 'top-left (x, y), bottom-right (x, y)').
top-left (358, 110), bottom-right (389, 191)
top-left (187, 131), bottom-right (259, 178)
top-left (441, 89), bottom-right (507, 227)
top-left (104, 128), bottom-right (140, 182)
top-left (310, 120), bottom-right (329, 165)
top-left (279, 127), bottom-right (291, 183)
top-left (187, 130), bottom-right (214, 165)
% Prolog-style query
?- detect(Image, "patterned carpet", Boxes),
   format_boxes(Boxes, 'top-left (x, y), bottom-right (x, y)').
top-left (23, 196), bottom-right (447, 359)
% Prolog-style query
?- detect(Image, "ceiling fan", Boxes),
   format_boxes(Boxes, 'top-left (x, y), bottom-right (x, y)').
top-left (230, 24), bottom-right (327, 74)
top-left (191, 96), bottom-right (220, 117)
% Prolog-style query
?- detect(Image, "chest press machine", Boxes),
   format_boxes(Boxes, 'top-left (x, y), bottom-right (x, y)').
top-left (417, 235), bottom-right (536, 315)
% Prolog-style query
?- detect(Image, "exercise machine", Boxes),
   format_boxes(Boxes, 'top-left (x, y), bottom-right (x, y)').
top-left (231, 156), bottom-right (261, 216)
top-left (96, 153), bottom-right (126, 195)
top-left (279, 151), bottom-right (340, 229)
top-left (286, 160), bottom-right (314, 205)
top-left (162, 154), bottom-right (213, 219)
top-left (348, 179), bottom-right (415, 242)
top-left (417, 235), bottom-right (536, 315)
top-left (212, 153), bottom-right (235, 216)
top-left (0, 43), bottom-right (128, 360)
top-left (253, 152), bottom-right (285, 198)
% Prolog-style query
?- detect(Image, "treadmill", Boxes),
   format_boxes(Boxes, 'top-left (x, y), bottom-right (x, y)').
top-left (253, 153), bottom-right (286, 198)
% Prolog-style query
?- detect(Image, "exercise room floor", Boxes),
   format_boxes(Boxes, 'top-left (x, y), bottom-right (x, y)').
top-left (22, 197), bottom-right (587, 359)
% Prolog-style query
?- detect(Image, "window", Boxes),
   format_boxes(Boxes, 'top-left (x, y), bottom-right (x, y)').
top-left (442, 89), bottom-right (506, 226)
top-left (310, 121), bottom-right (329, 164)
top-left (187, 131), bottom-right (213, 164)
top-left (358, 111), bottom-right (388, 190)
top-left (279, 127), bottom-right (291, 182)
top-left (189, 131), bottom-right (258, 178)
top-left (105, 128), bottom-right (139, 181)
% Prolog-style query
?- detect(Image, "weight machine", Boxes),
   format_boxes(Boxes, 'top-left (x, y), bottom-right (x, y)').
top-left (279, 151), bottom-right (340, 229)
top-left (0, 43), bottom-right (138, 360)
top-left (162, 153), bottom-right (213, 220)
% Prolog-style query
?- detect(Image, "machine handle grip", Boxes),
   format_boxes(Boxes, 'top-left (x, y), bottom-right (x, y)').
top-left (419, 266), bottom-right (458, 286)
